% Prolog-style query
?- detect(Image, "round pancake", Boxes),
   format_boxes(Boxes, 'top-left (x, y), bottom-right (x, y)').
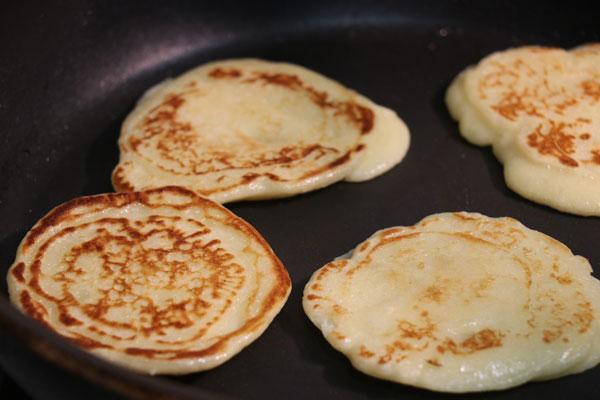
top-left (7, 187), bottom-right (291, 374)
top-left (112, 59), bottom-right (409, 203)
top-left (446, 45), bottom-right (600, 216)
top-left (303, 212), bottom-right (600, 392)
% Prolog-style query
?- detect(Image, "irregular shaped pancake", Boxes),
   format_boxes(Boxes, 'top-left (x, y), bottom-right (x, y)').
top-left (7, 187), bottom-right (291, 374)
top-left (446, 45), bottom-right (600, 216)
top-left (112, 59), bottom-right (410, 203)
top-left (303, 212), bottom-right (600, 392)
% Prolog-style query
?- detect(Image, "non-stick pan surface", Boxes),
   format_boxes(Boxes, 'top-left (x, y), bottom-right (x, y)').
top-left (1, 1), bottom-right (599, 399)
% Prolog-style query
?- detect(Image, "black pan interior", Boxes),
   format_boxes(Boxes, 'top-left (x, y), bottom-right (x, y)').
top-left (1, 1), bottom-right (600, 399)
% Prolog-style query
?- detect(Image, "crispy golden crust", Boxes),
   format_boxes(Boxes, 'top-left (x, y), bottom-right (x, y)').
top-left (8, 186), bottom-right (291, 373)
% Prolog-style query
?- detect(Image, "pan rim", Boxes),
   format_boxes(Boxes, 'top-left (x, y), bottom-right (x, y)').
top-left (0, 298), bottom-right (234, 400)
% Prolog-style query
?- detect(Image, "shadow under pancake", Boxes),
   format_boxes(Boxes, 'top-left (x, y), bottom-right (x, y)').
top-left (0, 231), bottom-right (28, 296)
top-left (83, 112), bottom-right (125, 195)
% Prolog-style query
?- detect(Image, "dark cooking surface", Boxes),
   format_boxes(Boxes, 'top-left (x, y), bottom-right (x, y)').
top-left (0, 370), bottom-right (30, 399)
top-left (1, 1), bottom-right (600, 399)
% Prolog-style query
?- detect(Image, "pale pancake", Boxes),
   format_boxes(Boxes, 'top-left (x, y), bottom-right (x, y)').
top-left (112, 59), bottom-right (410, 203)
top-left (446, 45), bottom-right (600, 216)
top-left (7, 187), bottom-right (291, 374)
top-left (303, 212), bottom-right (600, 392)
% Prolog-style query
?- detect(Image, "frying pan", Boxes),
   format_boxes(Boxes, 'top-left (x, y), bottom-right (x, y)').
top-left (1, 1), bottom-right (599, 399)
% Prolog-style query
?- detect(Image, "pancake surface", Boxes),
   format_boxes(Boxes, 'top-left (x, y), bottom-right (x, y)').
top-left (112, 59), bottom-right (410, 203)
top-left (446, 45), bottom-right (600, 216)
top-left (7, 187), bottom-right (291, 374)
top-left (303, 212), bottom-right (600, 392)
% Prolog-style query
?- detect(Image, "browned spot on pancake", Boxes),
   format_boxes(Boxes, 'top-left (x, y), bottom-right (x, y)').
top-left (209, 67), bottom-right (242, 79)
top-left (543, 329), bottom-right (562, 343)
top-left (242, 172), bottom-right (260, 182)
top-left (509, 256), bottom-right (532, 290)
top-left (346, 232), bottom-right (422, 277)
top-left (71, 335), bottom-right (113, 349)
top-left (306, 294), bottom-right (322, 301)
top-left (245, 71), bottom-right (375, 134)
top-left (398, 318), bottom-right (437, 341)
top-left (263, 172), bottom-right (281, 182)
top-left (15, 187), bottom-right (291, 360)
top-left (381, 227), bottom-right (404, 236)
top-left (358, 242), bottom-right (369, 252)
top-left (437, 329), bottom-right (504, 355)
top-left (247, 72), bottom-right (304, 89)
top-left (112, 164), bottom-right (137, 193)
top-left (574, 301), bottom-right (594, 333)
top-left (370, 316), bottom-right (439, 365)
top-left (20, 290), bottom-right (49, 325)
top-left (88, 325), bottom-right (134, 341)
top-left (133, 93), bottom-right (192, 164)
top-left (426, 358), bottom-right (442, 367)
top-left (454, 232), bottom-right (494, 245)
top-left (527, 122), bottom-right (578, 167)
top-left (311, 283), bottom-right (322, 291)
top-left (294, 150), bottom-right (353, 182)
top-left (378, 341), bottom-right (416, 364)
top-left (471, 275), bottom-right (495, 297)
top-left (380, 232), bottom-right (421, 246)
top-left (359, 345), bottom-right (375, 358)
top-left (590, 149), bottom-right (600, 165)
top-left (534, 289), bottom-right (590, 344)
top-left (453, 213), bottom-right (477, 221)
top-left (550, 272), bottom-right (573, 285)
top-left (315, 259), bottom-right (349, 282)
top-left (336, 102), bottom-right (375, 134)
top-left (59, 311), bottom-right (82, 327)
top-left (422, 285), bottom-right (444, 303)
top-left (581, 79), bottom-right (600, 102)
top-left (579, 116), bottom-right (592, 123)
top-left (491, 90), bottom-right (544, 121)
top-left (461, 329), bottom-right (504, 351)
top-left (321, 151), bottom-right (351, 170)
top-left (139, 93), bottom-right (189, 149)
top-left (555, 97), bottom-right (578, 113)
top-left (333, 304), bottom-right (347, 315)
top-left (332, 331), bottom-right (346, 340)
top-left (124, 329), bottom-right (234, 359)
top-left (11, 262), bottom-right (26, 283)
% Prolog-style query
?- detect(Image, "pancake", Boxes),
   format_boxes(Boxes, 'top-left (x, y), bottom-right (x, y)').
top-left (7, 186), bottom-right (291, 374)
top-left (446, 45), bottom-right (600, 216)
top-left (303, 212), bottom-right (600, 392)
top-left (112, 59), bottom-right (410, 203)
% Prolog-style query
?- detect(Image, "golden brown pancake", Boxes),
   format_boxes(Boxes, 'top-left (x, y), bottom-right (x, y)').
top-left (112, 59), bottom-right (410, 203)
top-left (7, 187), bottom-right (291, 374)
top-left (446, 44), bottom-right (600, 216)
top-left (303, 212), bottom-right (600, 392)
